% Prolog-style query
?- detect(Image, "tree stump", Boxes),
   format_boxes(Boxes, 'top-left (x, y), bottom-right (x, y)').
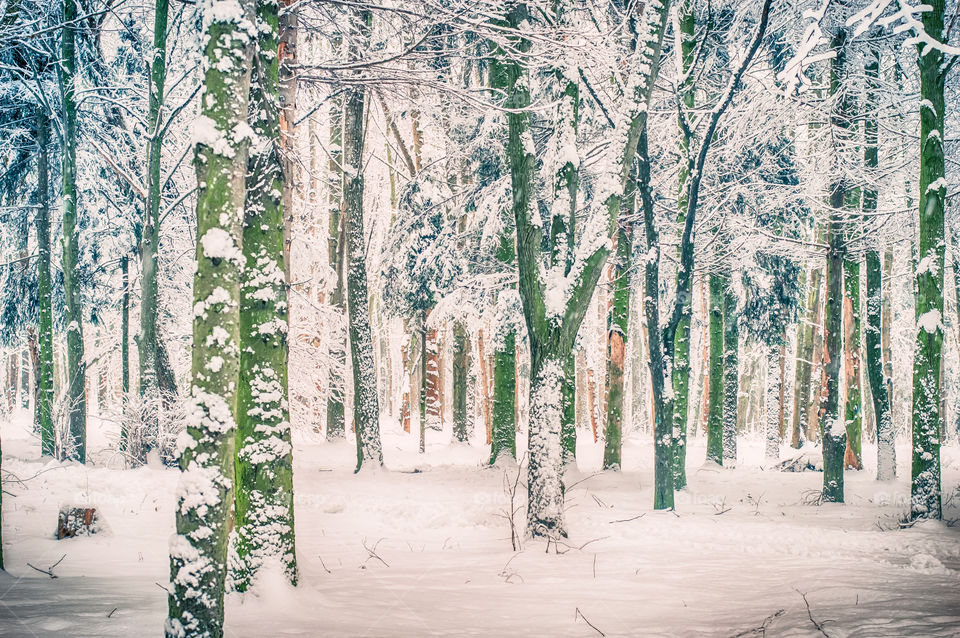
top-left (56, 506), bottom-right (101, 539)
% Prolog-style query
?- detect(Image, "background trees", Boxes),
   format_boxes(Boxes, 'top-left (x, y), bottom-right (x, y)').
top-left (0, 0), bottom-right (956, 631)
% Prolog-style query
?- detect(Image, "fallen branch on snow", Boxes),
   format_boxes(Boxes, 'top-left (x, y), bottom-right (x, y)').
top-left (575, 607), bottom-right (605, 636)
top-left (730, 608), bottom-right (785, 637)
top-left (795, 588), bottom-right (834, 637)
top-left (26, 554), bottom-right (66, 578)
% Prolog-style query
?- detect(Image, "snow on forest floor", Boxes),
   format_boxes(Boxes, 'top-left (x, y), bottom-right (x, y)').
top-left (1, 411), bottom-right (959, 637)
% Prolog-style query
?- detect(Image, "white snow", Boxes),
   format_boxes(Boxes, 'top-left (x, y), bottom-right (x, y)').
top-left (917, 309), bottom-right (942, 334)
top-left (2, 412), bottom-right (959, 637)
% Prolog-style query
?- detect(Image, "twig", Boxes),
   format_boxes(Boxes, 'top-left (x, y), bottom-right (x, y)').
top-left (731, 609), bottom-right (785, 637)
top-left (795, 589), bottom-right (833, 638)
top-left (362, 538), bottom-right (390, 567)
top-left (155, 582), bottom-right (170, 593)
top-left (318, 555), bottom-right (332, 574)
top-left (575, 607), bottom-right (605, 637)
top-left (107, 608), bottom-right (118, 618)
top-left (609, 513), bottom-right (646, 524)
top-left (27, 554), bottom-right (66, 578)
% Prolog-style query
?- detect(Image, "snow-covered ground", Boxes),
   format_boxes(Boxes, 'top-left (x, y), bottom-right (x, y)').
top-left (1, 411), bottom-right (959, 637)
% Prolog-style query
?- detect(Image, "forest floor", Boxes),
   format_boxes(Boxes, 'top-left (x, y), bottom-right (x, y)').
top-left (1, 411), bottom-right (959, 637)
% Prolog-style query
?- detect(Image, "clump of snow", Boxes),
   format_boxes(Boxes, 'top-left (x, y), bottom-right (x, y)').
top-left (917, 309), bottom-right (942, 335)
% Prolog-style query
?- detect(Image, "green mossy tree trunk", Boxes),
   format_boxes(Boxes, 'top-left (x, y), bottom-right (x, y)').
top-left (552, 1), bottom-right (581, 464)
top-left (706, 273), bottom-right (724, 465)
top-left (165, 1), bottom-right (256, 634)
top-left (59, 0), bottom-right (85, 462)
top-left (820, 27), bottom-right (848, 502)
top-left (487, 30), bottom-right (522, 467)
top-left (670, 0), bottom-right (696, 491)
top-left (35, 108), bottom-right (54, 457)
top-left (910, 0), bottom-right (946, 520)
top-left (233, 0), bottom-right (297, 591)
top-left (490, 330), bottom-right (517, 463)
top-left (343, 10), bottom-right (383, 470)
top-left (603, 213), bottom-right (631, 470)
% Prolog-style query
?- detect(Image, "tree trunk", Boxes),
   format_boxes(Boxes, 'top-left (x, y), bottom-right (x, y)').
top-left (819, 26), bottom-right (849, 504)
top-left (35, 108), bottom-right (54, 457)
top-left (326, 82), bottom-right (346, 441)
top-left (343, 12), bottom-right (383, 470)
top-left (670, 0), bottom-right (696, 491)
top-left (452, 322), bottom-right (469, 442)
top-left (490, 330), bottom-right (516, 463)
top-left (792, 258), bottom-right (822, 447)
top-left (862, 48), bottom-right (895, 480)
top-left (165, 1), bottom-right (255, 633)
top-left (706, 273), bottom-right (724, 465)
top-left (765, 342), bottom-right (781, 462)
top-left (843, 253), bottom-right (863, 469)
top-left (910, 0), bottom-right (946, 520)
top-left (602, 236), bottom-right (629, 470)
top-left (721, 274), bottom-right (738, 466)
top-left (233, 1), bottom-right (298, 591)
top-left (59, 0), bottom-right (86, 462)
top-left (139, 0), bottom-right (170, 455)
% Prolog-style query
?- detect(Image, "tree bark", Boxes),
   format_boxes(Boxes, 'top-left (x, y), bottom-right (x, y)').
top-left (721, 274), bottom-right (738, 466)
top-left (910, 0), bottom-right (946, 520)
top-left (452, 322), bottom-right (469, 442)
top-left (706, 273), bottom-right (724, 465)
top-left (165, 1), bottom-right (255, 634)
top-left (35, 108), bottom-right (54, 457)
top-left (233, 0), bottom-right (298, 590)
top-left (59, 0), bottom-right (86, 462)
top-left (343, 11), bottom-right (383, 470)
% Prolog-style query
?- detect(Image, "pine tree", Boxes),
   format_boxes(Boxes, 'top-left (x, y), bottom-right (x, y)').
top-left (233, 0), bottom-right (297, 590)
top-left (165, 0), bottom-right (256, 634)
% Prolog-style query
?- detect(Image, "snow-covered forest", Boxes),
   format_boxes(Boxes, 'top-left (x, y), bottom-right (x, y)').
top-left (0, 0), bottom-right (958, 635)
